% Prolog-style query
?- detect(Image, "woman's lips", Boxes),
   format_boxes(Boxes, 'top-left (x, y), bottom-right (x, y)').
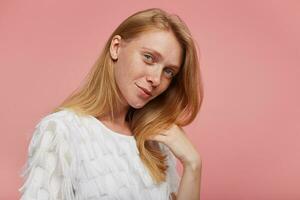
top-left (135, 84), bottom-right (152, 98)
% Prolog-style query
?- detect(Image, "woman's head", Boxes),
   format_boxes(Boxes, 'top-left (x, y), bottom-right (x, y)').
top-left (55, 8), bottom-right (203, 122)
top-left (101, 8), bottom-right (203, 121)
top-left (53, 8), bottom-right (204, 183)
top-left (110, 29), bottom-right (183, 109)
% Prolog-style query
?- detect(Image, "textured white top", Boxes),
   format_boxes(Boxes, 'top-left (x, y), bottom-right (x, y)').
top-left (19, 109), bottom-right (181, 200)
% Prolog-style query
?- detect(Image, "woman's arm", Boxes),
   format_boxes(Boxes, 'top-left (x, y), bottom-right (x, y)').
top-left (176, 160), bottom-right (202, 200)
top-left (19, 118), bottom-right (74, 200)
top-left (149, 124), bottom-right (202, 200)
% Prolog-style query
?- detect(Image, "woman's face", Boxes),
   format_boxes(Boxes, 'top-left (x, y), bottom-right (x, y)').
top-left (110, 30), bottom-right (182, 109)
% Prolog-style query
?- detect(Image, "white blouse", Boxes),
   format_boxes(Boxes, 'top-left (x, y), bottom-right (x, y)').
top-left (19, 108), bottom-right (181, 200)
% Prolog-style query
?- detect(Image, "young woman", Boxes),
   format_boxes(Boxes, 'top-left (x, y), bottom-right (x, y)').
top-left (19, 8), bottom-right (204, 200)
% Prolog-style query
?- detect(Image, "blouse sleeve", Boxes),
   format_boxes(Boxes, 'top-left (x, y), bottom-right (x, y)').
top-left (19, 117), bottom-right (75, 200)
top-left (158, 142), bottom-right (181, 197)
top-left (166, 148), bottom-right (181, 196)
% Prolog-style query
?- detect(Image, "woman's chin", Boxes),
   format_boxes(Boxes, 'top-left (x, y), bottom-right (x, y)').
top-left (130, 100), bottom-right (148, 109)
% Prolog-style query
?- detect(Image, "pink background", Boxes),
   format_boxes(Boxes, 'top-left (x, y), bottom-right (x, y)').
top-left (1, 0), bottom-right (299, 199)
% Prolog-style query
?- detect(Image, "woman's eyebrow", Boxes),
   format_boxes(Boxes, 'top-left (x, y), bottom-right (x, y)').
top-left (141, 46), bottom-right (180, 69)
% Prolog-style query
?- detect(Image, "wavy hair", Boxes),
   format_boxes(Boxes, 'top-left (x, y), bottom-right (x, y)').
top-left (52, 8), bottom-right (204, 184)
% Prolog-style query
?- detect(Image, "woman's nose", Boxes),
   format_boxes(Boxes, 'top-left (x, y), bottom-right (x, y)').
top-left (146, 65), bottom-right (162, 87)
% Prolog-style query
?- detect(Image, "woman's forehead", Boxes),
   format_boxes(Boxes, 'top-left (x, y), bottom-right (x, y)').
top-left (127, 30), bottom-right (183, 66)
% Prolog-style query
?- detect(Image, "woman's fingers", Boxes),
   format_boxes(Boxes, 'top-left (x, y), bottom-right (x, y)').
top-left (149, 134), bottom-right (167, 143)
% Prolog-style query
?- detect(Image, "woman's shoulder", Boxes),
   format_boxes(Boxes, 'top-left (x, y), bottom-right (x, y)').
top-left (20, 109), bottom-right (79, 198)
top-left (26, 109), bottom-right (83, 167)
top-left (29, 108), bottom-right (82, 149)
top-left (34, 108), bottom-right (82, 131)
top-left (37, 108), bottom-right (74, 124)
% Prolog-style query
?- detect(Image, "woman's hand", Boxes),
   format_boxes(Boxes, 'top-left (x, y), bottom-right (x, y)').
top-left (149, 124), bottom-right (201, 168)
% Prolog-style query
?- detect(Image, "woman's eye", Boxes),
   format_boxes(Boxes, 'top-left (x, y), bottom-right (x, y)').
top-left (144, 54), bottom-right (154, 62)
top-left (164, 68), bottom-right (175, 78)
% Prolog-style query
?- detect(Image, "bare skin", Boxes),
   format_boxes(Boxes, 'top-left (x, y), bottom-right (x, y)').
top-left (150, 124), bottom-right (202, 200)
top-left (103, 29), bottom-right (182, 131)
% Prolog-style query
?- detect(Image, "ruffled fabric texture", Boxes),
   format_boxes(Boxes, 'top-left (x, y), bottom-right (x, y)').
top-left (19, 109), bottom-right (181, 200)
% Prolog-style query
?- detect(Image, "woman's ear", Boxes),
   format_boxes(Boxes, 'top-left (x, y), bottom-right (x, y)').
top-left (109, 35), bottom-right (122, 61)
